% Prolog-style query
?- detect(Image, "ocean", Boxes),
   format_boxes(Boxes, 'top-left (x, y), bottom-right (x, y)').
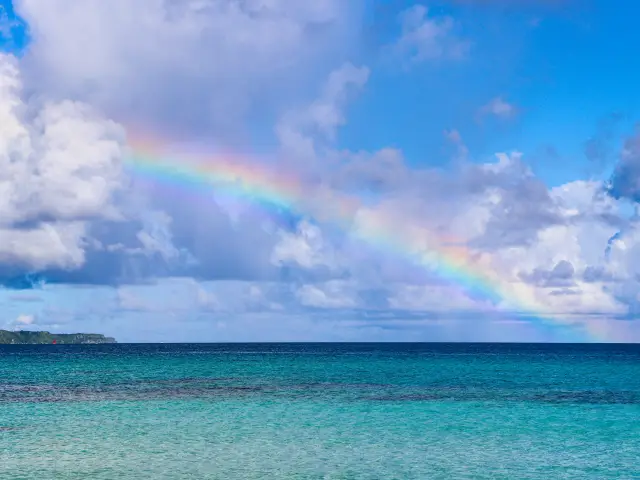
top-left (1, 343), bottom-right (638, 479)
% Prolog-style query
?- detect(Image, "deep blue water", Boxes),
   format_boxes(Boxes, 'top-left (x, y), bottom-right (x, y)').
top-left (1, 343), bottom-right (639, 479)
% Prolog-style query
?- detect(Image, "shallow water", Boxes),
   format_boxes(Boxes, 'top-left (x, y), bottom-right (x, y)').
top-left (1, 343), bottom-right (639, 479)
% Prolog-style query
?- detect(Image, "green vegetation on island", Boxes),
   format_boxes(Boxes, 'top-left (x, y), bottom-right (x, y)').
top-left (0, 330), bottom-right (117, 344)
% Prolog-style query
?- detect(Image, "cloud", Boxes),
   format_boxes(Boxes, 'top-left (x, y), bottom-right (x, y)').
top-left (0, 278), bottom-right (554, 341)
top-left (3, 312), bottom-right (40, 331)
top-left (0, 0), bottom-right (638, 343)
top-left (15, 313), bottom-right (34, 325)
top-left (15, 0), bottom-right (360, 135)
top-left (295, 281), bottom-right (358, 309)
top-left (0, 54), bottom-right (126, 272)
top-left (583, 112), bottom-right (625, 171)
top-left (268, 116), bottom-right (632, 336)
top-left (607, 130), bottom-right (640, 203)
top-left (5, 276), bottom-right (636, 343)
top-left (519, 260), bottom-right (576, 288)
top-left (276, 62), bottom-right (369, 159)
top-left (387, 5), bottom-right (470, 65)
top-left (4, 2), bottom-right (372, 288)
top-left (271, 220), bottom-right (338, 271)
top-left (0, 41), bottom-right (634, 341)
top-left (480, 97), bottom-right (517, 119)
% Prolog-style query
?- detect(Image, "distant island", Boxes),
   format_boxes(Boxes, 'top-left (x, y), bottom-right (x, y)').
top-left (0, 330), bottom-right (117, 344)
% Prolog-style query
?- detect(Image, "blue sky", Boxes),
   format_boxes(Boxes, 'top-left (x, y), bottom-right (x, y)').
top-left (343, 0), bottom-right (640, 186)
top-left (3, 1), bottom-right (640, 180)
top-left (0, 0), bottom-right (27, 51)
top-left (1, 0), bottom-right (640, 342)
top-left (4, 0), bottom-right (636, 181)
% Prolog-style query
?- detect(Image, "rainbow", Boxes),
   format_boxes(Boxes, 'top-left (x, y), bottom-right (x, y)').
top-left (125, 133), bottom-right (623, 342)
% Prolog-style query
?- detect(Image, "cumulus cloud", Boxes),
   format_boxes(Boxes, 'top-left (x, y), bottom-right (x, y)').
top-left (1, 39), bottom-right (634, 340)
top-left (271, 221), bottom-right (337, 271)
top-left (264, 126), bottom-right (636, 340)
top-left (0, 54), bottom-right (125, 271)
top-left (0, 0), bottom-right (638, 343)
top-left (269, 65), bottom-right (640, 336)
top-left (5, 0), bottom-right (373, 288)
top-left (15, 0), bottom-right (360, 135)
top-left (267, 135), bottom-right (631, 332)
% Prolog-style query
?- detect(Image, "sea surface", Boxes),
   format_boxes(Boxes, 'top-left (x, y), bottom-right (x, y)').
top-left (1, 343), bottom-right (639, 479)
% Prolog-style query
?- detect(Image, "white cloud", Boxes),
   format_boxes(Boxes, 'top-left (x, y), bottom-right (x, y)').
top-left (8, 0), bottom-right (370, 285)
top-left (1, 0), bottom-right (639, 344)
top-left (271, 220), bottom-right (337, 270)
top-left (271, 62), bottom-right (639, 341)
top-left (134, 210), bottom-right (186, 262)
top-left (276, 62), bottom-right (369, 159)
top-left (389, 5), bottom-right (469, 65)
top-left (0, 54), bottom-right (126, 271)
top-left (16, 0), bottom-right (359, 133)
top-left (295, 281), bottom-right (358, 309)
top-left (267, 133), bottom-right (638, 340)
top-left (3, 313), bottom-right (35, 331)
top-left (480, 97), bottom-right (517, 119)
top-left (15, 313), bottom-right (34, 325)
top-left (0, 222), bottom-right (87, 271)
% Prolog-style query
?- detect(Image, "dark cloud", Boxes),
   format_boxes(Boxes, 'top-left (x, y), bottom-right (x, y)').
top-left (582, 265), bottom-right (616, 283)
top-left (0, 217), bottom-right (284, 290)
top-left (519, 260), bottom-right (576, 288)
top-left (607, 131), bottom-right (640, 203)
top-left (147, 186), bottom-right (280, 282)
top-left (475, 177), bottom-right (564, 248)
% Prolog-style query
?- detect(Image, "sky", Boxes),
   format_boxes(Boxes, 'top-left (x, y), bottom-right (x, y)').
top-left (0, 0), bottom-right (640, 342)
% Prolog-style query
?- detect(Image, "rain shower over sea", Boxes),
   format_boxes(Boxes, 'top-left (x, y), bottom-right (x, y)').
top-left (1, 343), bottom-right (639, 479)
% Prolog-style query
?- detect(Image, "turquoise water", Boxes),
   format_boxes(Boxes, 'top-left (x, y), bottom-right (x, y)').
top-left (1, 343), bottom-right (639, 479)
